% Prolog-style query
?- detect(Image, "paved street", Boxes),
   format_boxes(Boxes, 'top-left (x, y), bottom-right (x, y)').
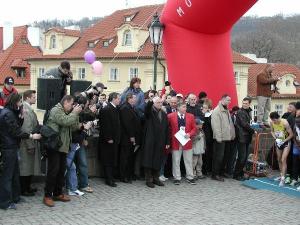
top-left (0, 176), bottom-right (299, 225)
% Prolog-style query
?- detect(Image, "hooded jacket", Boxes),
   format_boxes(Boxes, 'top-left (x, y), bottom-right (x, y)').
top-left (0, 86), bottom-right (18, 107)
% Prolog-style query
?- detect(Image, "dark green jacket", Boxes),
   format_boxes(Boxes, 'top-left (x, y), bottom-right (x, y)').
top-left (46, 103), bottom-right (79, 153)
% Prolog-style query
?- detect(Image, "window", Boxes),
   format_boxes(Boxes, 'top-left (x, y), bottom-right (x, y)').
top-left (15, 69), bottom-right (25, 78)
top-left (39, 68), bottom-right (45, 77)
top-left (88, 42), bottom-right (95, 48)
top-left (123, 30), bottom-right (132, 46)
top-left (78, 68), bottom-right (86, 79)
top-left (275, 104), bottom-right (283, 116)
top-left (286, 80), bottom-right (291, 87)
top-left (21, 38), bottom-right (28, 44)
top-left (50, 35), bottom-right (56, 49)
top-left (109, 68), bottom-right (119, 81)
top-left (129, 67), bottom-right (138, 80)
top-left (125, 16), bottom-right (132, 22)
top-left (103, 41), bottom-right (109, 47)
top-left (234, 71), bottom-right (240, 84)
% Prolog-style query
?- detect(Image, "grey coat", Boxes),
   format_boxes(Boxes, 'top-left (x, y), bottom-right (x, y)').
top-left (19, 102), bottom-right (41, 176)
top-left (211, 102), bottom-right (236, 142)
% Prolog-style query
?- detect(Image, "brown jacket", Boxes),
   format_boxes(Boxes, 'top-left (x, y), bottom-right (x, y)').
top-left (256, 71), bottom-right (277, 97)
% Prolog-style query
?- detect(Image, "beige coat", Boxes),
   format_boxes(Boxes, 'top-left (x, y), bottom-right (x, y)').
top-left (19, 102), bottom-right (41, 176)
top-left (211, 102), bottom-right (235, 142)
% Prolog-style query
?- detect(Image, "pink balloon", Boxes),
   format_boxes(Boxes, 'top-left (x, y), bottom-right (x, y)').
top-left (92, 61), bottom-right (103, 76)
top-left (84, 50), bottom-right (96, 64)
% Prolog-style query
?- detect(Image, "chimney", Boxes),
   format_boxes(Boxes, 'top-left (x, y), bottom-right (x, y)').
top-left (13, 25), bottom-right (28, 41)
top-left (0, 27), bottom-right (3, 51)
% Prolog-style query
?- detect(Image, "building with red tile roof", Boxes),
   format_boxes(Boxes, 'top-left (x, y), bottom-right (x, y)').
top-left (0, 25), bottom-right (42, 92)
top-left (248, 63), bottom-right (300, 98)
top-left (24, 4), bottom-right (264, 120)
top-left (247, 63), bottom-right (300, 117)
top-left (29, 4), bottom-right (254, 64)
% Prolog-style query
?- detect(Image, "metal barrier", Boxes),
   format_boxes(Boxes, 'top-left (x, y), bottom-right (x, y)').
top-left (245, 132), bottom-right (275, 177)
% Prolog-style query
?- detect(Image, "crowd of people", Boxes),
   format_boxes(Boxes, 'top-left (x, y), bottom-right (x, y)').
top-left (0, 61), bottom-right (300, 210)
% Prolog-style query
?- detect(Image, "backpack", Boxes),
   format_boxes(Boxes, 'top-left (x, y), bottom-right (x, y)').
top-left (40, 108), bottom-right (62, 156)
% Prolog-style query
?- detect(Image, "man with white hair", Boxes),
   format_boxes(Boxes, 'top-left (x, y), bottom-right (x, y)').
top-left (142, 97), bottom-right (170, 188)
top-left (187, 93), bottom-right (202, 119)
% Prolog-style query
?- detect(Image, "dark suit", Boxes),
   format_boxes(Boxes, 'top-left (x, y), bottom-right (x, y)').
top-left (98, 103), bottom-right (121, 182)
top-left (165, 105), bottom-right (177, 114)
top-left (119, 102), bottom-right (142, 180)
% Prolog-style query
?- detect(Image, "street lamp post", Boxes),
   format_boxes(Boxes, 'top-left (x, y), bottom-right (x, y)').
top-left (149, 13), bottom-right (164, 91)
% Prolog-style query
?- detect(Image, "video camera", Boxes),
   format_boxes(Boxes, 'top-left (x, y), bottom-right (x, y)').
top-left (84, 82), bottom-right (107, 99)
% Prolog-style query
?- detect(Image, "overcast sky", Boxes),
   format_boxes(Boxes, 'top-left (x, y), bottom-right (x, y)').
top-left (0, 0), bottom-right (299, 26)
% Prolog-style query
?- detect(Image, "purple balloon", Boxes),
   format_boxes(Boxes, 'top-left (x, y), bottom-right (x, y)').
top-left (84, 50), bottom-right (96, 64)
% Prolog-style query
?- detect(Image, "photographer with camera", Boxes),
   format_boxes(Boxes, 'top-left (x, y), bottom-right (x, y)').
top-left (66, 95), bottom-right (95, 196)
top-left (44, 61), bottom-right (73, 99)
top-left (81, 82), bottom-right (106, 100)
top-left (43, 95), bottom-right (82, 207)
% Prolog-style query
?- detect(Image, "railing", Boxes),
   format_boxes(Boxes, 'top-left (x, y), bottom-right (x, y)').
top-left (245, 132), bottom-right (275, 177)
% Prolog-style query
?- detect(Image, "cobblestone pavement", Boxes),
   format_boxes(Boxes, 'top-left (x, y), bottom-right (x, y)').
top-left (0, 177), bottom-right (299, 225)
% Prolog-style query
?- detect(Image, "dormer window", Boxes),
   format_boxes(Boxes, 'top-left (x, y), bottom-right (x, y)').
top-left (123, 30), bottom-right (132, 46)
top-left (125, 16), bottom-right (132, 22)
top-left (103, 41), bottom-right (109, 47)
top-left (88, 42), bottom-right (95, 48)
top-left (15, 68), bottom-right (26, 78)
top-left (286, 80), bottom-right (291, 87)
top-left (21, 38), bottom-right (28, 44)
top-left (50, 35), bottom-right (56, 49)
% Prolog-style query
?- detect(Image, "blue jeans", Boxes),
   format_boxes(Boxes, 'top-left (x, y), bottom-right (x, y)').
top-left (0, 149), bottom-right (21, 209)
top-left (75, 146), bottom-right (89, 189)
top-left (66, 144), bottom-right (79, 191)
top-left (160, 154), bottom-right (168, 176)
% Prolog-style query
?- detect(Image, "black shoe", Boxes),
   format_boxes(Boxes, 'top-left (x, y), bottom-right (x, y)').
top-left (186, 179), bottom-right (197, 185)
top-left (153, 180), bottom-right (165, 186)
top-left (14, 197), bottom-right (26, 204)
top-left (105, 180), bottom-right (117, 187)
top-left (21, 191), bottom-right (35, 197)
top-left (173, 180), bottom-right (181, 185)
top-left (146, 182), bottom-right (155, 188)
top-left (221, 173), bottom-right (232, 179)
top-left (198, 175), bottom-right (206, 179)
top-left (211, 175), bottom-right (224, 182)
top-left (127, 179), bottom-right (132, 184)
top-left (120, 178), bottom-right (129, 183)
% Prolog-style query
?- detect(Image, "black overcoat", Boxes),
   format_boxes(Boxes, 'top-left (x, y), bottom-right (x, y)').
top-left (119, 102), bottom-right (142, 146)
top-left (98, 103), bottom-right (121, 166)
top-left (141, 102), bottom-right (169, 170)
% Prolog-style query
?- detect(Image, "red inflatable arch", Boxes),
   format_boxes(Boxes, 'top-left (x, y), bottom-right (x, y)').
top-left (161, 0), bottom-right (257, 106)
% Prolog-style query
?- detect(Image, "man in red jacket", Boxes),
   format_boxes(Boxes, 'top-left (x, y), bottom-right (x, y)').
top-left (0, 77), bottom-right (18, 108)
top-left (168, 102), bottom-right (197, 185)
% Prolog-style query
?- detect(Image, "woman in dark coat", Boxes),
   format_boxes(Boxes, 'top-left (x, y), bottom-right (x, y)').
top-left (142, 97), bottom-right (170, 188)
top-left (0, 94), bottom-right (41, 210)
top-left (98, 92), bottom-right (121, 187)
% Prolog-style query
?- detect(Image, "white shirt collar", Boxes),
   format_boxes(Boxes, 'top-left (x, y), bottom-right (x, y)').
top-left (177, 112), bottom-right (185, 118)
top-left (110, 102), bottom-right (116, 108)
